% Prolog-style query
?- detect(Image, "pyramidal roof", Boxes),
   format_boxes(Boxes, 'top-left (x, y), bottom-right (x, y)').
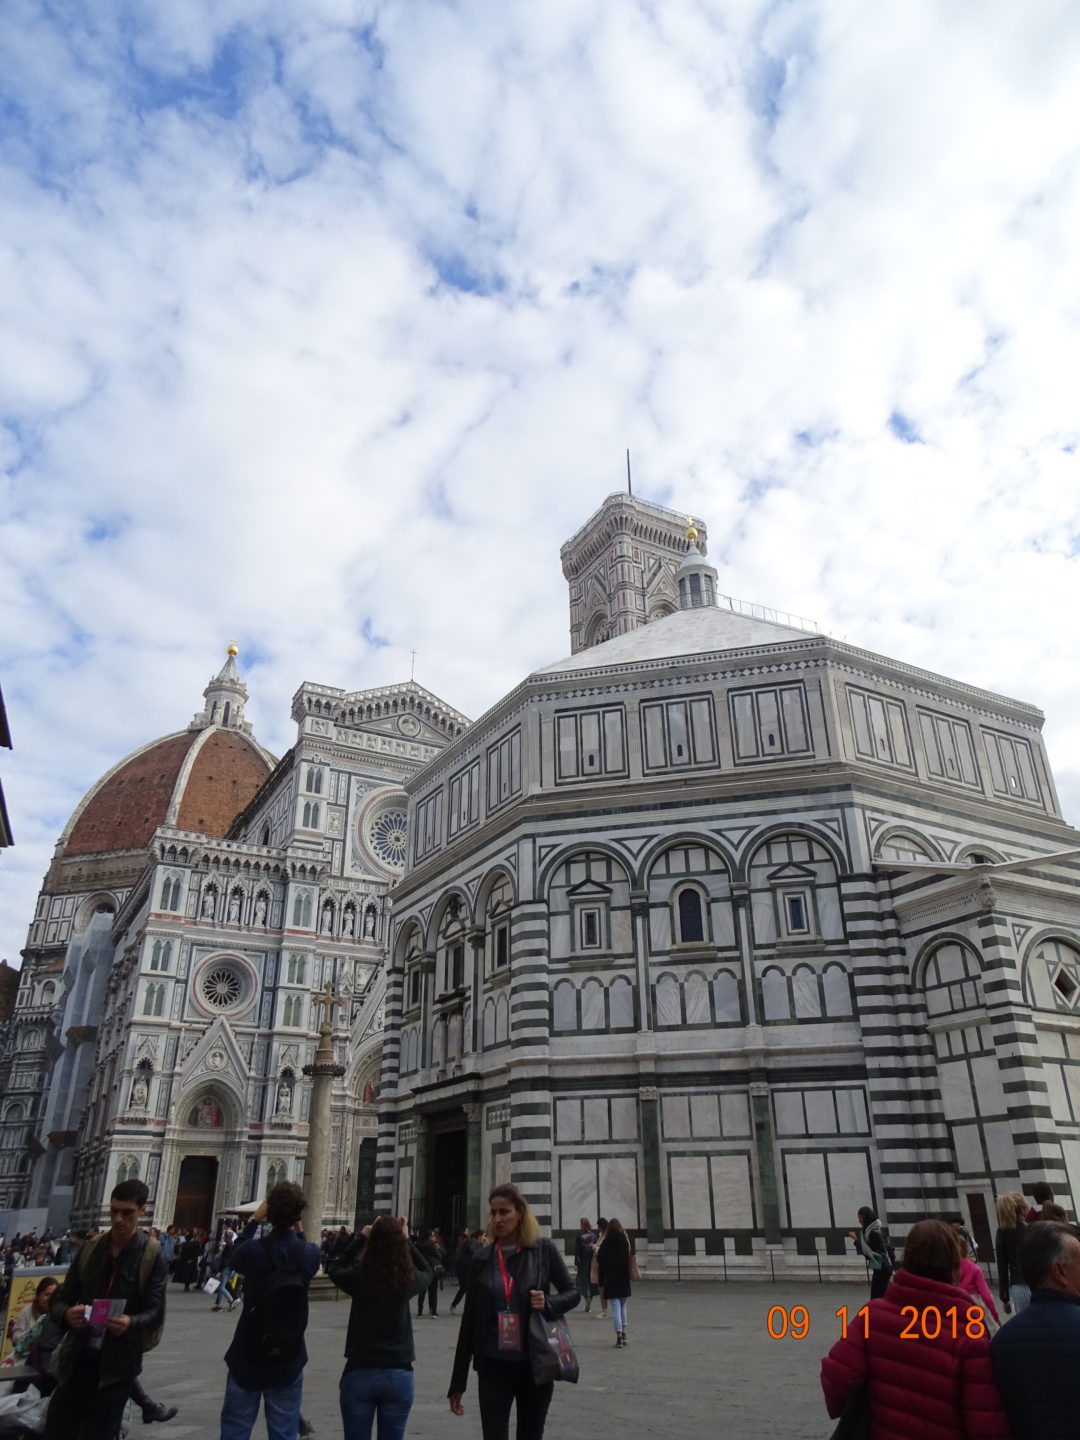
top-left (534, 603), bottom-right (820, 676)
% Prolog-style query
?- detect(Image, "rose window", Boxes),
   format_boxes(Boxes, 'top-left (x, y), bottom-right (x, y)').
top-left (368, 808), bottom-right (408, 868)
top-left (202, 965), bottom-right (243, 1009)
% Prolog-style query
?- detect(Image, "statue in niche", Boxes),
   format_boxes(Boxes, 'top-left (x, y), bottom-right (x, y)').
top-left (363, 907), bottom-right (376, 940)
top-left (255, 894), bottom-right (268, 926)
top-left (201, 889), bottom-right (216, 918)
top-left (321, 905), bottom-right (334, 935)
top-left (275, 1082), bottom-right (293, 1116)
top-left (228, 892), bottom-right (242, 922)
top-left (130, 1075), bottom-right (149, 1109)
top-left (343, 906), bottom-right (356, 938)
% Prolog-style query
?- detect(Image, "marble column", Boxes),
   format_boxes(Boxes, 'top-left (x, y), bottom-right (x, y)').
top-left (302, 1016), bottom-right (345, 1233)
top-left (464, 1102), bottom-right (483, 1228)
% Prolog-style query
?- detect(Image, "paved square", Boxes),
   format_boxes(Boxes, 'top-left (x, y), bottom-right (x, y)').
top-left (130, 1278), bottom-right (867, 1439)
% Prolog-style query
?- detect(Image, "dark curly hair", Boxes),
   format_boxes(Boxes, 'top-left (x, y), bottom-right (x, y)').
top-left (358, 1215), bottom-right (416, 1293)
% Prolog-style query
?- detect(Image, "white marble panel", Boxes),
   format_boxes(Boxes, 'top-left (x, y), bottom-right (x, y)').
top-left (834, 1088), bottom-right (869, 1136)
top-left (553, 982), bottom-right (577, 1032)
top-left (650, 910), bottom-right (673, 952)
top-left (773, 1091), bottom-right (805, 1137)
top-left (970, 1055), bottom-right (1007, 1116)
top-left (713, 904), bottom-right (736, 948)
top-left (610, 1097), bottom-right (637, 1141)
top-left (689, 1094), bottom-right (720, 1138)
top-left (1044, 1063), bottom-right (1071, 1123)
top-left (581, 980), bottom-right (605, 1030)
top-left (803, 1090), bottom-right (835, 1135)
top-left (1064, 1067), bottom-right (1080, 1123)
top-left (939, 1060), bottom-right (976, 1121)
top-left (784, 1153), bottom-right (829, 1227)
top-left (483, 1001), bottom-right (496, 1048)
top-left (826, 1151), bottom-right (872, 1228)
top-left (663, 1094), bottom-right (691, 1139)
top-left (720, 1092), bottom-right (751, 1138)
top-left (654, 975), bottom-right (682, 1027)
top-left (823, 965), bottom-right (853, 1017)
top-left (669, 1155), bottom-right (711, 1228)
top-left (601, 1156), bottom-right (639, 1227)
top-left (951, 1122), bottom-right (983, 1176)
top-left (550, 914), bottom-right (571, 958)
top-left (611, 910), bottom-right (634, 953)
top-left (709, 1154), bottom-right (753, 1228)
top-left (495, 995), bottom-right (509, 1044)
top-left (583, 1098), bottom-right (610, 1142)
top-left (1039, 1027), bottom-right (1067, 1058)
top-left (819, 890), bottom-right (843, 940)
top-left (762, 969), bottom-right (790, 1021)
top-left (494, 1150), bottom-right (511, 1186)
top-left (685, 974), bottom-right (710, 1024)
top-left (396, 1163), bottom-right (412, 1220)
top-left (1061, 1138), bottom-right (1080, 1212)
top-left (560, 1157), bottom-right (597, 1230)
top-left (556, 1098), bottom-right (581, 1144)
top-left (751, 894), bottom-right (777, 945)
top-left (984, 1121), bottom-right (1017, 1174)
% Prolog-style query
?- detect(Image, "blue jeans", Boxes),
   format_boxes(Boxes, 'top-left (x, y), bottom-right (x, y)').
top-left (214, 1269), bottom-right (236, 1307)
top-left (340, 1366), bottom-right (414, 1440)
top-left (610, 1297), bottom-right (628, 1333)
top-left (221, 1372), bottom-right (303, 1440)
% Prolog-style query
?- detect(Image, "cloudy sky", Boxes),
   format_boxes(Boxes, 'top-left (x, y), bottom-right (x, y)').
top-left (3, 0), bottom-right (1080, 962)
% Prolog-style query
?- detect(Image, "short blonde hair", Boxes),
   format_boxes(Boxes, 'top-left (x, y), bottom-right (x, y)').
top-left (487, 1183), bottom-right (541, 1247)
top-left (996, 1191), bottom-right (1026, 1229)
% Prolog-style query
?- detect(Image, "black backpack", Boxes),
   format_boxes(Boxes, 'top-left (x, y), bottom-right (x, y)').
top-left (244, 1237), bottom-right (309, 1363)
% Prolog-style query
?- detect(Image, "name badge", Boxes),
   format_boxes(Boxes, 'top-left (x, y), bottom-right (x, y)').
top-left (497, 1312), bottom-right (522, 1351)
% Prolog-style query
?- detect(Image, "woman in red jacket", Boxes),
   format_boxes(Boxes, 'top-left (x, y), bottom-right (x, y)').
top-left (821, 1220), bottom-right (1011, 1439)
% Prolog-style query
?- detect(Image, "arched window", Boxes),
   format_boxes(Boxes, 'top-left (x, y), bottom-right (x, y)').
top-left (712, 969), bottom-right (742, 1023)
top-left (39, 981), bottom-right (56, 1006)
top-left (116, 1155), bottom-right (139, 1186)
top-left (609, 976), bottom-right (635, 1029)
top-left (654, 973), bottom-right (682, 1027)
top-left (150, 940), bottom-right (171, 972)
top-left (553, 981), bottom-right (577, 1032)
top-left (261, 822), bottom-right (271, 845)
top-left (306, 767), bottom-right (323, 795)
top-left (161, 877), bottom-right (181, 910)
top-left (876, 833), bottom-right (936, 863)
top-left (302, 802), bottom-right (320, 829)
top-left (676, 888), bottom-right (706, 945)
top-left (286, 955), bottom-right (307, 985)
top-left (153, 984), bottom-right (166, 1017)
top-left (580, 978), bottom-right (605, 1030)
top-left (293, 892), bottom-right (313, 928)
top-left (684, 971), bottom-right (710, 1024)
top-left (823, 964), bottom-right (854, 1017)
top-left (792, 964), bottom-right (822, 1019)
top-left (922, 942), bottom-right (984, 1017)
top-left (151, 940), bottom-right (162, 971)
top-left (761, 968), bottom-right (791, 1021)
top-left (143, 984), bottom-right (158, 1017)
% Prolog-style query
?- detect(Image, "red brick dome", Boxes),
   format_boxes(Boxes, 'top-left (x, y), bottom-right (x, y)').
top-left (63, 727), bottom-right (274, 858)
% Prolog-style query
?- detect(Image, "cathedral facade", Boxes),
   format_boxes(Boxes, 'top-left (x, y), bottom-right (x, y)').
top-left (376, 494), bottom-right (1080, 1275)
top-left (0, 649), bottom-right (466, 1234)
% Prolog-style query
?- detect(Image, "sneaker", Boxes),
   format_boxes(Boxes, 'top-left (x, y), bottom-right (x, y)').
top-left (143, 1403), bottom-right (179, 1423)
top-left (449, 1303), bottom-right (459, 1315)
top-left (430, 1311), bottom-right (439, 1318)
top-left (298, 1421), bottom-right (316, 1438)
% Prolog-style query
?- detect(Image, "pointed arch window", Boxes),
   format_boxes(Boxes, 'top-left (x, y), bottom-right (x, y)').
top-left (150, 940), bottom-right (172, 972)
top-left (305, 767), bottom-right (324, 795)
top-left (292, 892), bottom-right (313, 928)
top-left (302, 802), bottom-right (320, 829)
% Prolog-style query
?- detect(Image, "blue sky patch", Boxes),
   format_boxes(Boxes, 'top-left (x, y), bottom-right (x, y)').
top-left (888, 411), bottom-right (923, 444)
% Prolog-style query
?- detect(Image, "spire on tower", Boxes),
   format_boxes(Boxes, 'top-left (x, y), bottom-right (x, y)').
top-left (676, 519), bottom-right (719, 610)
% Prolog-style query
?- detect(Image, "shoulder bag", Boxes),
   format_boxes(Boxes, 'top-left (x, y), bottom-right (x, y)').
top-left (528, 1241), bottom-right (579, 1386)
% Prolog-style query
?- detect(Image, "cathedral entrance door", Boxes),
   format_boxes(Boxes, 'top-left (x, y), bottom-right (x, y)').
top-left (173, 1155), bottom-right (218, 1231)
top-left (429, 1122), bottom-right (467, 1241)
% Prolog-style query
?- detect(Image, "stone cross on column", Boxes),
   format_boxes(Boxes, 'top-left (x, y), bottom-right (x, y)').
top-left (303, 979), bottom-right (345, 1235)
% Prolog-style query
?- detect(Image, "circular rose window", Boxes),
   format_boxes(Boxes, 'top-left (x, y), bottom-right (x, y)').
top-left (368, 808), bottom-right (408, 868)
top-left (202, 964), bottom-right (243, 1009)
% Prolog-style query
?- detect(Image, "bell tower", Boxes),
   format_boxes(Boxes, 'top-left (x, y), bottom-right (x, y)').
top-left (559, 494), bottom-right (709, 654)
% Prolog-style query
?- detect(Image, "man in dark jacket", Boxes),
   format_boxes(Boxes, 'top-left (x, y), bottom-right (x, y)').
top-left (991, 1219), bottom-right (1080, 1439)
top-left (45, 1178), bottom-right (168, 1440)
top-left (221, 1181), bottom-right (320, 1440)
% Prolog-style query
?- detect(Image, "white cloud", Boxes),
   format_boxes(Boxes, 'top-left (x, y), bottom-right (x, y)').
top-left (3, 0), bottom-right (1080, 957)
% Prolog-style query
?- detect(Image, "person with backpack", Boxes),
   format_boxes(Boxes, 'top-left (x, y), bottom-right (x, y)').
top-left (849, 1206), bottom-right (894, 1299)
top-left (220, 1181), bottom-right (320, 1440)
top-left (43, 1178), bottom-right (169, 1440)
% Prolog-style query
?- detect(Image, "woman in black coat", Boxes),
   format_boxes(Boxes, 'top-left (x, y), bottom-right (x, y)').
top-left (449, 1184), bottom-right (579, 1440)
top-left (595, 1218), bottom-right (633, 1348)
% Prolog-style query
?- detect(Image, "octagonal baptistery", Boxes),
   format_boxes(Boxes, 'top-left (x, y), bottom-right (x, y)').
top-left (382, 573), bottom-right (1080, 1279)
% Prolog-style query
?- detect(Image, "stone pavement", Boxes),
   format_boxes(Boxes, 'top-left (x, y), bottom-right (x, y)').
top-left (125, 1277), bottom-right (867, 1439)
